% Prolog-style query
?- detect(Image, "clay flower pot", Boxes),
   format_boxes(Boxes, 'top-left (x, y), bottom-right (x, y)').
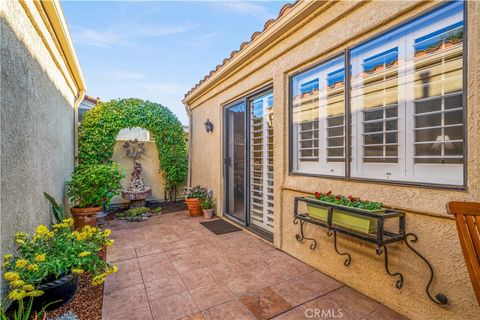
top-left (203, 209), bottom-right (214, 219)
top-left (185, 198), bottom-right (202, 217)
top-left (70, 207), bottom-right (101, 229)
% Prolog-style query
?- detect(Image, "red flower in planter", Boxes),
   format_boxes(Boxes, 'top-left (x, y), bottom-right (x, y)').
top-left (335, 195), bottom-right (341, 201)
top-left (326, 191), bottom-right (332, 196)
top-left (348, 196), bottom-right (355, 202)
top-left (314, 192), bottom-right (320, 198)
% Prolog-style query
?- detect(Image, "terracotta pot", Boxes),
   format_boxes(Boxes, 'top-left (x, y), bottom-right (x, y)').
top-left (185, 198), bottom-right (202, 217)
top-left (70, 206), bottom-right (101, 229)
top-left (203, 208), bottom-right (214, 219)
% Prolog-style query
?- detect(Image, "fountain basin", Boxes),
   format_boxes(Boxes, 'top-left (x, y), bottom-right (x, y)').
top-left (121, 187), bottom-right (152, 208)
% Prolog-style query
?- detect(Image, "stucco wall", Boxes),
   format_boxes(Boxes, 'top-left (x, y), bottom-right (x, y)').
top-left (0, 0), bottom-right (76, 297)
top-left (111, 141), bottom-right (167, 204)
top-left (186, 1), bottom-right (480, 319)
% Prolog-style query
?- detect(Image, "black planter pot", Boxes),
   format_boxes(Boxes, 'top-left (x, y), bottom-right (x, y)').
top-left (33, 273), bottom-right (79, 312)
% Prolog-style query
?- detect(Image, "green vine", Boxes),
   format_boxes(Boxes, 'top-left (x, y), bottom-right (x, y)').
top-left (78, 98), bottom-right (187, 200)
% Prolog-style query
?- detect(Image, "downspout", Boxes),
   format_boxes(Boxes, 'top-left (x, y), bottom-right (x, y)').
top-left (73, 90), bottom-right (85, 167)
top-left (188, 109), bottom-right (193, 187)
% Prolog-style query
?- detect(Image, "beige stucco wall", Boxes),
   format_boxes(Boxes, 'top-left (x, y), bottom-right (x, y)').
top-left (0, 0), bottom-right (77, 297)
top-left (111, 141), bottom-right (166, 204)
top-left (186, 1), bottom-right (480, 319)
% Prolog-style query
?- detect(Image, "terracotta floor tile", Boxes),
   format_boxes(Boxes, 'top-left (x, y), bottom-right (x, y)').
top-left (297, 271), bottom-right (343, 295)
top-left (102, 283), bottom-right (149, 316)
top-left (224, 273), bottom-right (268, 296)
top-left (178, 312), bottom-right (206, 320)
top-left (180, 267), bottom-right (217, 289)
top-left (203, 299), bottom-right (255, 320)
top-left (103, 305), bottom-right (153, 320)
top-left (173, 257), bottom-right (207, 274)
top-left (272, 277), bottom-right (323, 306)
top-left (145, 275), bottom-right (187, 301)
top-left (162, 240), bottom-right (190, 252)
top-left (150, 291), bottom-right (199, 320)
top-left (158, 233), bottom-right (182, 243)
top-left (166, 247), bottom-right (194, 261)
top-left (362, 306), bottom-right (408, 320)
top-left (239, 287), bottom-right (292, 320)
top-left (104, 258), bottom-right (143, 294)
top-left (107, 244), bottom-right (136, 263)
top-left (135, 241), bottom-right (166, 257)
top-left (189, 282), bottom-right (234, 310)
top-left (253, 265), bottom-right (294, 286)
top-left (138, 252), bottom-right (170, 266)
top-left (209, 262), bottom-right (245, 280)
top-left (139, 253), bottom-right (178, 282)
top-left (324, 286), bottom-right (381, 318)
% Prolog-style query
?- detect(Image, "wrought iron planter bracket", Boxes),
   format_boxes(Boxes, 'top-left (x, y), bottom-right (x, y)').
top-left (327, 229), bottom-right (351, 266)
top-left (293, 217), bottom-right (317, 250)
top-left (293, 197), bottom-right (448, 306)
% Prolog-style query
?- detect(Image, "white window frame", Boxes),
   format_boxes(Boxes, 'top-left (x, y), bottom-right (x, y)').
top-left (291, 55), bottom-right (346, 176)
top-left (289, 1), bottom-right (465, 187)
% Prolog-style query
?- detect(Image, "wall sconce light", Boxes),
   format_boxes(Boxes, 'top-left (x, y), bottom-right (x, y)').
top-left (204, 119), bottom-right (214, 133)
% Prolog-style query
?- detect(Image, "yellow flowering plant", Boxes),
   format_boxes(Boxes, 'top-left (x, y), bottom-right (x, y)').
top-left (2, 219), bottom-right (117, 303)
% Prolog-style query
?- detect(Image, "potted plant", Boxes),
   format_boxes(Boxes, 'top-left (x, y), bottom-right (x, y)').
top-left (184, 185), bottom-right (208, 217)
top-left (307, 191), bottom-right (386, 234)
top-left (201, 197), bottom-right (215, 219)
top-left (2, 219), bottom-right (116, 313)
top-left (66, 163), bottom-right (124, 229)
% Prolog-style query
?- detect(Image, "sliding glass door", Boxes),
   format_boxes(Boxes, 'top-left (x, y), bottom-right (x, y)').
top-left (224, 102), bottom-right (246, 222)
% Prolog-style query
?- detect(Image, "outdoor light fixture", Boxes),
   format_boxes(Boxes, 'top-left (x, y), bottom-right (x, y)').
top-left (204, 119), bottom-right (214, 133)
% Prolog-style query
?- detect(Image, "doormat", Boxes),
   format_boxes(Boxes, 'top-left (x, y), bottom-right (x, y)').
top-left (200, 219), bottom-right (242, 235)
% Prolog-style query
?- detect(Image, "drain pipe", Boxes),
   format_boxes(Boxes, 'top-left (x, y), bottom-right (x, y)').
top-left (73, 90), bottom-right (85, 167)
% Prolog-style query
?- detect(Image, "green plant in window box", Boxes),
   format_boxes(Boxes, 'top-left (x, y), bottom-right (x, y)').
top-left (307, 191), bottom-right (385, 234)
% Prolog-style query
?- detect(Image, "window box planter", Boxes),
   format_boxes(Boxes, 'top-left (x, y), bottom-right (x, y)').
top-left (306, 199), bottom-right (385, 234)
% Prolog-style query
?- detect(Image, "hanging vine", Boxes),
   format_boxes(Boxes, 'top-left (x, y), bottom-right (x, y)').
top-left (78, 98), bottom-right (187, 200)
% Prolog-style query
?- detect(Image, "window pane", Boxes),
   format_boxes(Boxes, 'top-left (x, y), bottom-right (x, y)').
top-left (291, 55), bottom-right (345, 175)
top-left (350, 1), bottom-right (464, 185)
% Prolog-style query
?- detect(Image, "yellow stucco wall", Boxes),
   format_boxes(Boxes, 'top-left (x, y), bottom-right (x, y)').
top-left (186, 1), bottom-right (480, 319)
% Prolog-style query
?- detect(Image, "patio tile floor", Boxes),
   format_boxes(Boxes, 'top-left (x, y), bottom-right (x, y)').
top-left (102, 210), bottom-right (407, 320)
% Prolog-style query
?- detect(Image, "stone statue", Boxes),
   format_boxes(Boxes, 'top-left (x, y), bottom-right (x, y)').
top-left (130, 161), bottom-right (145, 191)
top-left (121, 139), bottom-right (152, 208)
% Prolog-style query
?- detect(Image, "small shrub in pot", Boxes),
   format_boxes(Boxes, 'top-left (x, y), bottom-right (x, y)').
top-left (66, 163), bottom-right (125, 229)
top-left (1, 219), bottom-right (117, 314)
top-left (184, 185), bottom-right (208, 217)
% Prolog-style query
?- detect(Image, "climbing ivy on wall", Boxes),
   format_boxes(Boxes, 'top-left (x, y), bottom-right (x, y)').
top-left (78, 98), bottom-right (188, 200)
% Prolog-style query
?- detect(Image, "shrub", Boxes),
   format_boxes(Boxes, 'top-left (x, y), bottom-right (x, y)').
top-left (66, 164), bottom-right (125, 208)
top-left (78, 98), bottom-right (187, 201)
top-left (118, 207), bottom-right (149, 218)
top-left (1, 219), bottom-right (117, 309)
top-left (201, 198), bottom-right (215, 210)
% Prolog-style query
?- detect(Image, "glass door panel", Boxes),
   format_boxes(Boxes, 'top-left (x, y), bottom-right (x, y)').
top-left (248, 91), bottom-right (274, 233)
top-left (224, 102), bottom-right (246, 222)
